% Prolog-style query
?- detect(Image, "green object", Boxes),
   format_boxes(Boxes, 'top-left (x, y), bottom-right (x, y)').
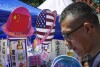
top-left (20, 0), bottom-right (45, 7)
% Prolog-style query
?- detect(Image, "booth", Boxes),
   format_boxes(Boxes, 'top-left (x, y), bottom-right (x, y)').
top-left (0, 0), bottom-right (82, 67)
top-left (0, 0), bottom-right (63, 40)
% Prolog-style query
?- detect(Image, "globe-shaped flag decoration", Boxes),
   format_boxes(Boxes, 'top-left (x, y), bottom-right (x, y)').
top-left (51, 55), bottom-right (82, 67)
top-left (35, 9), bottom-right (57, 50)
top-left (2, 7), bottom-right (34, 37)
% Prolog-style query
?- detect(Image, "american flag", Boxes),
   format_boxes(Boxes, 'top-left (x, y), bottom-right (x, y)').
top-left (36, 9), bottom-right (56, 49)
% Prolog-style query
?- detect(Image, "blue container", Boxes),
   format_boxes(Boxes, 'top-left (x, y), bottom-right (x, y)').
top-left (51, 55), bottom-right (82, 67)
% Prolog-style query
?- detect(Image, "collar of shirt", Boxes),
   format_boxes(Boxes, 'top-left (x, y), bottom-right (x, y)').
top-left (89, 51), bottom-right (100, 67)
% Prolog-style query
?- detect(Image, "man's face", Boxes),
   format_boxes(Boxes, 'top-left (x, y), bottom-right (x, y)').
top-left (60, 17), bottom-right (91, 57)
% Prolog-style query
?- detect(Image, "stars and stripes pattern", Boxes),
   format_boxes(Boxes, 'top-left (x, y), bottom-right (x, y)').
top-left (36, 9), bottom-right (56, 48)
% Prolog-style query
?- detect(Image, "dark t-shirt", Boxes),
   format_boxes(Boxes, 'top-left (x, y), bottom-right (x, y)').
top-left (89, 52), bottom-right (100, 67)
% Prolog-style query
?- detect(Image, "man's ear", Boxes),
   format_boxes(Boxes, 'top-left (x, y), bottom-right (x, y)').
top-left (84, 22), bottom-right (93, 34)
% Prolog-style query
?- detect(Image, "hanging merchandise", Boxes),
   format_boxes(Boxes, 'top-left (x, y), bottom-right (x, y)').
top-left (0, 39), bottom-right (8, 67)
top-left (55, 41), bottom-right (60, 56)
top-left (18, 53), bottom-right (24, 61)
top-left (9, 38), bottom-right (28, 67)
top-left (32, 39), bottom-right (38, 49)
top-left (17, 41), bottom-right (23, 50)
top-left (48, 39), bottom-right (68, 61)
top-left (41, 50), bottom-right (49, 62)
top-left (29, 54), bottom-right (42, 66)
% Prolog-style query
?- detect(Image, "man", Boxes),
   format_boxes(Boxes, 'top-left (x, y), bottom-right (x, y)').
top-left (60, 2), bottom-right (100, 67)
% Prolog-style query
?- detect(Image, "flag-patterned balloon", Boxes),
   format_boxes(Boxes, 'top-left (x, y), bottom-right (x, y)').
top-left (8, 13), bottom-right (29, 33)
top-left (2, 7), bottom-right (34, 37)
top-left (36, 9), bottom-right (57, 49)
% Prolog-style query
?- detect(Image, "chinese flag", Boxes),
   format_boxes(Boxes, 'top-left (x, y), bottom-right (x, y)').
top-left (8, 13), bottom-right (30, 33)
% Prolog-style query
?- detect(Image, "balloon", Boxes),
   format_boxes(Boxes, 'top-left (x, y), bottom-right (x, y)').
top-left (32, 39), bottom-right (38, 48)
top-left (51, 55), bottom-right (82, 67)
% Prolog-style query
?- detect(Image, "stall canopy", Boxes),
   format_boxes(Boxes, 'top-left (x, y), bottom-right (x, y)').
top-left (0, 0), bottom-right (63, 40)
top-left (38, 0), bottom-right (73, 15)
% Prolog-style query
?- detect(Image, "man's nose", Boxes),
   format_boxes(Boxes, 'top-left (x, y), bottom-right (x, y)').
top-left (64, 40), bottom-right (73, 49)
top-left (64, 40), bottom-right (71, 47)
top-left (64, 39), bottom-right (71, 45)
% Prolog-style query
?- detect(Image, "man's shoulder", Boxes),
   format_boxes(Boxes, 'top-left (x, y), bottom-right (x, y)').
top-left (92, 52), bottom-right (100, 67)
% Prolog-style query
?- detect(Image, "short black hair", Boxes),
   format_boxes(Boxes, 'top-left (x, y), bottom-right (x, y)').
top-left (60, 2), bottom-right (99, 26)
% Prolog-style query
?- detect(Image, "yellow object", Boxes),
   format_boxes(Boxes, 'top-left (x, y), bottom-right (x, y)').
top-left (0, 64), bottom-right (4, 67)
top-left (67, 49), bottom-right (74, 57)
top-left (33, 39), bottom-right (38, 48)
top-left (17, 41), bottom-right (23, 50)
